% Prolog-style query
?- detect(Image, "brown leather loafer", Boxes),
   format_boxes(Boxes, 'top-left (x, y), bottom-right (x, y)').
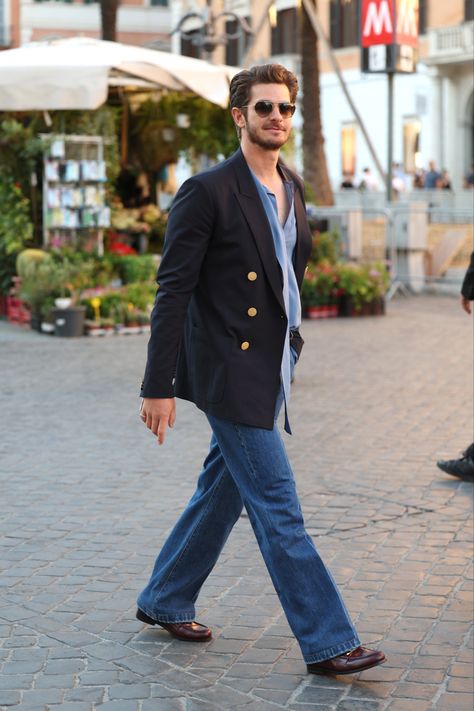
top-left (307, 646), bottom-right (386, 675)
top-left (136, 608), bottom-right (212, 642)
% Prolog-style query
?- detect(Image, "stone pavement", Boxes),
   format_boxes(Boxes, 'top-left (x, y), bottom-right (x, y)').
top-left (0, 294), bottom-right (472, 711)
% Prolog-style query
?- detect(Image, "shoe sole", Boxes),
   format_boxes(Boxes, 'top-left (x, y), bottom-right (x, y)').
top-left (437, 462), bottom-right (474, 480)
top-left (136, 608), bottom-right (212, 642)
top-left (438, 467), bottom-right (474, 481)
top-left (308, 657), bottom-right (386, 675)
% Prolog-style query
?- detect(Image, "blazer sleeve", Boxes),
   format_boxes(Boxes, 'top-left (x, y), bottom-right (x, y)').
top-left (461, 251), bottom-right (474, 301)
top-left (141, 177), bottom-right (215, 398)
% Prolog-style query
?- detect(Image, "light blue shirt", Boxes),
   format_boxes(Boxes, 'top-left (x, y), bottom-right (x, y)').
top-left (251, 169), bottom-right (300, 433)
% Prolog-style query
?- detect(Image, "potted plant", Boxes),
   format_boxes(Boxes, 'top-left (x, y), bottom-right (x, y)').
top-left (123, 304), bottom-right (142, 334)
top-left (100, 317), bottom-right (115, 335)
top-left (83, 295), bottom-right (103, 336)
top-left (363, 262), bottom-right (390, 314)
top-left (337, 262), bottom-right (389, 317)
top-left (0, 178), bottom-right (34, 314)
top-left (308, 229), bottom-right (341, 266)
top-left (302, 266), bottom-right (340, 319)
top-left (137, 310), bottom-right (151, 333)
top-left (16, 250), bottom-right (58, 331)
top-left (49, 259), bottom-right (89, 337)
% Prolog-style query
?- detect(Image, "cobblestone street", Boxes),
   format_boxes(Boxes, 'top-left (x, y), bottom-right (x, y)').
top-left (0, 295), bottom-right (473, 711)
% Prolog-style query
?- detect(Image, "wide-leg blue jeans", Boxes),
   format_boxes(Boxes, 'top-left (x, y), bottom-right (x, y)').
top-left (137, 356), bottom-right (360, 663)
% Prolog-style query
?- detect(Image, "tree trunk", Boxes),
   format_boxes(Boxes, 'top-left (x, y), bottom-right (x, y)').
top-left (100, 0), bottom-right (121, 42)
top-left (301, 0), bottom-right (334, 206)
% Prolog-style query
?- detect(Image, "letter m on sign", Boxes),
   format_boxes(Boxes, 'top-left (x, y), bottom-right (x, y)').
top-left (361, 0), bottom-right (395, 47)
top-left (396, 0), bottom-right (419, 47)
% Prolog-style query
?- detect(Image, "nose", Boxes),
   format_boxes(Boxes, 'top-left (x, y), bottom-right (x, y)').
top-left (270, 104), bottom-right (282, 119)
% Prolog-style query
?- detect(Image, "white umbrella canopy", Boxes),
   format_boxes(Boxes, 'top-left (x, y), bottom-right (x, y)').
top-left (0, 37), bottom-right (239, 110)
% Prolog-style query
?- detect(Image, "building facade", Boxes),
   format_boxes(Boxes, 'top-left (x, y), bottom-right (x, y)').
top-left (223, 0), bottom-right (474, 192)
top-left (1, 0), bottom-right (21, 47)
top-left (2, 1), bottom-right (473, 190)
top-left (316, 0), bottom-right (474, 191)
top-left (17, 0), bottom-right (171, 48)
top-left (176, 0), bottom-right (473, 190)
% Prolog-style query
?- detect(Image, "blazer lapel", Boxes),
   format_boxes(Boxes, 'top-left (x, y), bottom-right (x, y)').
top-left (278, 161), bottom-right (313, 290)
top-left (292, 185), bottom-right (313, 289)
top-left (232, 150), bottom-right (286, 313)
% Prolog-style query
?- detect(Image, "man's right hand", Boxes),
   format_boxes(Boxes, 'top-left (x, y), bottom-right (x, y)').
top-left (140, 398), bottom-right (176, 445)
top-left (461, 296), bottom-right (472, 314)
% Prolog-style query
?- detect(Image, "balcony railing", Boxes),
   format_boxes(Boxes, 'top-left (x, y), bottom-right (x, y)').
top-left (427, 21), bottom-right (474, 63)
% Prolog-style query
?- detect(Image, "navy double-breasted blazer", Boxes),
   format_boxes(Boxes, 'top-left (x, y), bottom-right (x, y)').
top-left (141, 148), bottom-right (313, 430)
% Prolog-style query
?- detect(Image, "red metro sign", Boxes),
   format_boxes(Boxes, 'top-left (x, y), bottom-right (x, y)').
top-left (361, 0), bottom-right (419, 73)
top-left (362, 0), bottom-right (395, 47)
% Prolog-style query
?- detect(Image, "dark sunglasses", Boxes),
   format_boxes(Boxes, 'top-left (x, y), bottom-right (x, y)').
top-left (241, 100), bottom-right (296, 118)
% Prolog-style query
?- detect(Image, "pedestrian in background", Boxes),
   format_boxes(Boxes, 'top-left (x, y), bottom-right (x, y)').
top-left (440, 169), bottom-right (452, 190)
top-left (413, 169), bottom-right (425, 189)
top-left (358, 166), bottom-right (379, 191)
top-left (340, 172), bottom-right (355, 189)
top-left (392, 162), bottom-right (407, 195)
top-left (424, 160), bottom-right (442, 189)
top-left (136, 63), bottom-right (386, 676)
top-left (463, 162), bottom-right (474, 189)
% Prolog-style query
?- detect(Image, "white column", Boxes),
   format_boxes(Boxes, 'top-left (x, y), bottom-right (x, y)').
top-left (426, 70), bottom-right (443, 168)
top-left (171, 0), bottom-right (184, 54)
top-left (440, 75), bottom-right (456, 177)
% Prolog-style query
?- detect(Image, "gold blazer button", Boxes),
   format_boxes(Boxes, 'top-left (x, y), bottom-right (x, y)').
top-left (247, 307), bottom-right (257, 317)
top-left (247, 271), bottom-right (257, 281)
top-left (240, 341), bottom-right (250, 350)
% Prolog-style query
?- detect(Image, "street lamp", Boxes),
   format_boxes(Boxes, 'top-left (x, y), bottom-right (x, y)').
top-left (171, 0), bottom-right (253, 62)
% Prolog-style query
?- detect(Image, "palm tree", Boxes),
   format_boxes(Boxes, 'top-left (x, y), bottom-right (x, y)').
top-left (100, 0), bottom-right (121, 42)
top-left (301, 0), bottom-right (334, 206)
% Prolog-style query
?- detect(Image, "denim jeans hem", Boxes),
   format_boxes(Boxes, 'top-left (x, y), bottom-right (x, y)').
top-left (303, 636), bottom-right (361, 664)
top-left (137, 603), bottom-right (196, 624)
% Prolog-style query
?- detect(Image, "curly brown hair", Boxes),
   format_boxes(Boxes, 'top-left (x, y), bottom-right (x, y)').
top-left (229, 64), bottom-right (299, 110)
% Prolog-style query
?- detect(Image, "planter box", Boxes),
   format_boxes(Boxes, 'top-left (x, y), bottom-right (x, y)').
top-left (305, 305), bottom-right (339, 320)
top-left (338, 296), bottom-right (386, 317)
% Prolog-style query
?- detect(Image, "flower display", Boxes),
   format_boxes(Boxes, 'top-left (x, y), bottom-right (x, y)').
top-left (301, 229), bottom-right (390, 318)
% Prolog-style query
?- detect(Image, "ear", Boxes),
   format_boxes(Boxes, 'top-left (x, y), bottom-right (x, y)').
top-left (231, 106), bottom-right (246, 129)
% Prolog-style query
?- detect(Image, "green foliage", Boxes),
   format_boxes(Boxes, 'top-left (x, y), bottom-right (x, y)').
top-left (49, 107), bottom-right (121, 183)
top-left (16, 248), bottom-right (49, 279)
top-left (81, 283), bottom-right (156, 323)
top-left (130, 92), bottom-right (239, 174)
top-left (82, 291), bottom-right (124, 320)
top-left (0, 118), bottom-right (43, 192)
top-left (336, 261), bottom-right (389, 310)
top-left (0, 180), bottom-right (34, 294)
top-left (301, 266), bottom-right (340, 307)
top-left (304, 181), bottom-right (316, 204)
top-left (18, 257), bottom-right (58, 314)
top-left (309, 230), bottom-right (341, 266)
top-left (111, 254), bottom-right (157, 284)
top-left (302, 260), bottom-right (389, 310)
top-left (123, 282), bottom-right (157, 310)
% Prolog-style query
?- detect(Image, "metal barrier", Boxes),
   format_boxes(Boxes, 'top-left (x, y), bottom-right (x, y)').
top-left (334, 190), bottom-right (474, 216)
top-left (307, 203), bottom-right (473, 299)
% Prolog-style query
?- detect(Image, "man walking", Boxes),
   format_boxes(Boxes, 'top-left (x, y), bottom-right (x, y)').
top-left (137, 64), bottom-right (385, 675)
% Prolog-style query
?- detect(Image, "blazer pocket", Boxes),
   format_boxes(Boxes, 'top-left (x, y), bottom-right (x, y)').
top-left (191, 327), bottom-right (226, 404)
top-left (206, 361), bottom-right (226, 403)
